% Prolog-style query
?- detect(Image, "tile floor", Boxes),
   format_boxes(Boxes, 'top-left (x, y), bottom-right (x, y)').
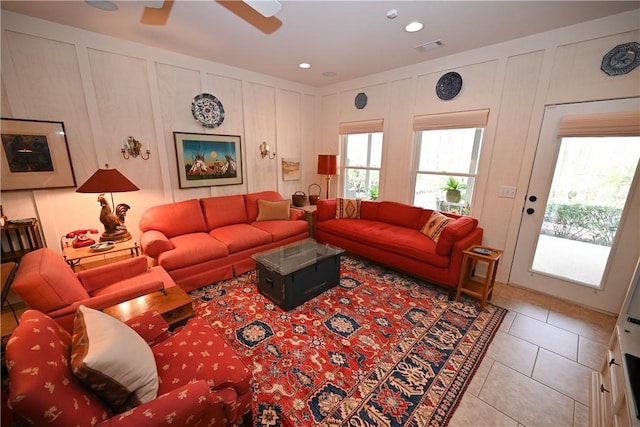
top-left (1, 280), bottom-right (617, 427)
top-left (449, 281), bottom-right (617, 427)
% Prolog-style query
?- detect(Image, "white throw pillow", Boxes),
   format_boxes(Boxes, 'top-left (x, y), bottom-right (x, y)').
top-left (70, 305), bottom-right (159, 412)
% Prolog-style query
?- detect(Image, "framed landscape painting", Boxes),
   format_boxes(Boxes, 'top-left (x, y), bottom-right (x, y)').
top-left (0, 118), bottom-right (76, 191)
top-left (174, 132), bottom-right (243, 188)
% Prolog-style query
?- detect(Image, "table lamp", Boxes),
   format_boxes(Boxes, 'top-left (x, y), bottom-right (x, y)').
top-left (317, 154), bottom-right (338, 199)
top-left (76, 165), bottom-right (139, 242)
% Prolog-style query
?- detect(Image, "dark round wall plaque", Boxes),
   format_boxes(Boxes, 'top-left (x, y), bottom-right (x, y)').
top-left (436, 72), bottom-right (463, 100)
top-left (355, 92), bottom-right (368, 109)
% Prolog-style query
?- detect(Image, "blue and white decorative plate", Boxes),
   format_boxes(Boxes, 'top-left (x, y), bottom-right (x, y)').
top-left (601, 42), bottom-right (640, 76)
top-left (191, 93), bottom-right (225, 128)
top-left (436, 72), bottom-right (463, 100)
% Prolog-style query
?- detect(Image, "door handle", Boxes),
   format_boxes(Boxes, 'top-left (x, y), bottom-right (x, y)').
top-left (526, 208), bottom-right (535, 215)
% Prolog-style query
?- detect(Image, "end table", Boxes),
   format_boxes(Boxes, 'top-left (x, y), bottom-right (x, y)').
top-left (456, 245), bottom-right (503, 310)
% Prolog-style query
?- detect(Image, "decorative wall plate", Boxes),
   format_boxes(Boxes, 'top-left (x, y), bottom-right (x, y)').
top-left (436, 72), bottom-right (463, 100)
top-left (355, 92), bottom-right (368, 109)
top-left (601, 42), bottom-right (640, 76)
top-left (191, 93), bottom-right (225, 128)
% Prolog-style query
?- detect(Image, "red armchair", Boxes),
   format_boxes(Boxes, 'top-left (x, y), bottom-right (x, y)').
top-left (10, 247), bottom-right (176, 332)
top-left (5, 309), bottom-right (253, 426)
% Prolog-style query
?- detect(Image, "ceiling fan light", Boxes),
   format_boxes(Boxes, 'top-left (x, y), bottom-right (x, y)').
top-left (242, 0), bottom-right (282, 18)
top-left (85, 0), bottom-right (118, 11)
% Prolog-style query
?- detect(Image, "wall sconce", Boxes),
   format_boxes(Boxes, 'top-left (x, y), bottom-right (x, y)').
top-left (259, 141), bottom-right (276, 159)
top-left (122, 136), bottom-right (150, 160)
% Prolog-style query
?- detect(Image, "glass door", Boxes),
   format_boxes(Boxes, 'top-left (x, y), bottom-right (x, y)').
top-left (510, 98), bottom-right (640, 313)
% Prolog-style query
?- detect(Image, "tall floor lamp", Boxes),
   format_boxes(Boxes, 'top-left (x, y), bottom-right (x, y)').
top-left (317, 154), bottom-right (338, 199)
top-left (76, 164), bottom-right (139, 242)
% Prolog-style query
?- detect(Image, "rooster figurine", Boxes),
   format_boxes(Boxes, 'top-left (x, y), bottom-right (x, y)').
top-left (97, 193), bottom-right (132, 242)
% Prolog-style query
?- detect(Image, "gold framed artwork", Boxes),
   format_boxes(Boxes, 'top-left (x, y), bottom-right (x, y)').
top-left (173, 131), bottom-right (243, 188)
top-left (282, 157), bottom-right (300, 181)
top-left (0, 118), bottom-right (76, 191)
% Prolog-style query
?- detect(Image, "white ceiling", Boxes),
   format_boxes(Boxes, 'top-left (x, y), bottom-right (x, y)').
top-left (2, 1), bottom-right (638, 87)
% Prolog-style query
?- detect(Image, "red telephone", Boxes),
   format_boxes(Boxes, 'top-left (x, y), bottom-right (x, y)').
top-left (65, 229), bottom-right (99, 248)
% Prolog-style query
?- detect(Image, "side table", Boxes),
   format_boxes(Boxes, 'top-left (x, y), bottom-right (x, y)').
top-left (456, 245), bottom-right (503, 310)
top-left (62, 239), bottom-right (140, 271)
top-left (295, 204), bottom-right (317, 238)
top-left (102, 286), bottom-right (194, 329)
top-left (1, 262), bottom-right (19, 322)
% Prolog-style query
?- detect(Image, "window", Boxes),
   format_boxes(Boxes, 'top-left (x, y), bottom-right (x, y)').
top-left (339, 120), bottom-right (383, 200)
top-left (412, 110), bottom-right (488, 215)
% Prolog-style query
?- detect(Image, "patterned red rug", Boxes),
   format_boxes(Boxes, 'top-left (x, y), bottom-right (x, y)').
top-left (190, 256), bottom-right (506, 427)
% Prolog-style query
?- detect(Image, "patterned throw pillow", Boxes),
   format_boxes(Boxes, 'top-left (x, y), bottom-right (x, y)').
top-left (335, 198), bottom-right (361, 219)
top-left (70, 305), bottom-right (159, 413)
top-left (421, 211), bottom-right (453, 242)
top-left (256, 199), bottom-right (291, 221)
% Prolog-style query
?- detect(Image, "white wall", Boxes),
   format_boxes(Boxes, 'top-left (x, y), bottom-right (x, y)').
top-left (1, 11), bottom-right (319, 254)
top-left (318, 10), bottom-right (640, 289)
top-left (2, 9), bottom-right (639, 307)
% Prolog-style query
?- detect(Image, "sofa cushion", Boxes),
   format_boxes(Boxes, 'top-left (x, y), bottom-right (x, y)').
top-left (210, 223), bottom-right (272, 253)
top-left (70, 306), bottom-right (159, 413)
top-left (359, 200), bottom-right (379, 220)
top-left (251, 219), bottom-right (309, 241)
top-left (256, 199), bottom-right (291, 221)
top-left (244, 191), bottom-right (285, 222)
top-left (377, 201), bottom-right (423, 229)
top-left (201, 194), bottom-right (248, 230)
top-left (139, 199), bottom-right (207, 238)
top-left (421, 211), bottom-right (453, 243)
top-left (436, 216), bottom-right (477, 256)
top-left (317, 219), bottom-right (450, 268)
top-left (159, 233), bottom-right (229, 271)
top-left (335, 198), bottom-right (361, 219)
top-left (6, 310), bottom-right (111, 426)
top-left (11, 248), bottom-right (90, 313)
top-left (153, 317), bottom-right (252, 397)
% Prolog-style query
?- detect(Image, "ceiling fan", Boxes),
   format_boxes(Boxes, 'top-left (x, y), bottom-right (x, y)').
top-left (141, 0), bottom-right (282, 26)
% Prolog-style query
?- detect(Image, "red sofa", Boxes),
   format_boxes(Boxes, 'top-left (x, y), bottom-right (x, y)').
top-left (139, 191), bottom-right (309, 291)
top-left (314, 199), bottom-right (483, 290)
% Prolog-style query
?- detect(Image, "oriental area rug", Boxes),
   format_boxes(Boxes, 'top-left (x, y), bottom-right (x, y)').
top-left (189, 256), bottom-right (507, 427)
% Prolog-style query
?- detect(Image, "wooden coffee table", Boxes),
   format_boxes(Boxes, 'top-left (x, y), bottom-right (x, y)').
top-left (103, 286), bottom-right (194, 328)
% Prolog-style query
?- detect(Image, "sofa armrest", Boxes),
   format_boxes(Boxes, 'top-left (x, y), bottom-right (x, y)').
top-left (99, 381), bottom-right (239, 427)
top-left (124, 310), bottom-right (170, 346)
top-left (139, 230), bottom-right (174, 258)
top-left (48, 280), bottom-right (165, 319)
top-left (289, 208), bottom-right (305, 221)
top-left (77, 257), bottom-right (149, 293)
top-left (316, 199), bottom-right (337, 221)
top-left (448, 227), bottom-right (484, 280)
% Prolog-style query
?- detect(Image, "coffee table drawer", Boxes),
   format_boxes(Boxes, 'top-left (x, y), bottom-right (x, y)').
top-left (257, 253), bottom-right (341, 311)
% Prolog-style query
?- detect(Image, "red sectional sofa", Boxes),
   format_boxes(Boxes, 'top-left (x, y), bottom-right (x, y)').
top-left (314, 199), bottom-right (483, 291)
top-left (139, 191), bottom-right (309, 291)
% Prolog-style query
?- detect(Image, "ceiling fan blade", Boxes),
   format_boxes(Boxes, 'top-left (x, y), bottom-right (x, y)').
top-left (242, 0), bottom-right (282, 18)
top-left (141, 0), bottom-right (174, 26)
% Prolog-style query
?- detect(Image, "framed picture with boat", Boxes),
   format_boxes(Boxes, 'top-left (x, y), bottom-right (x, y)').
top-left (173, 132), bottom-right (243, 188)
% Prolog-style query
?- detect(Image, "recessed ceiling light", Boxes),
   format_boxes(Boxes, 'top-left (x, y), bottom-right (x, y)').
top-left (299, 63), bottom-right (311, 69)
top-left (405, 21), bottom-right (423, 33)
top-left (322, 71), bottom-right (337, 78)
top-left (85, 0), bottom-right (118, 11)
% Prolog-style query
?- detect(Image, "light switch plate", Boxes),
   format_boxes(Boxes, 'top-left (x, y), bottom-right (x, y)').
top-left (499, 185), bottom-right (517, 199)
